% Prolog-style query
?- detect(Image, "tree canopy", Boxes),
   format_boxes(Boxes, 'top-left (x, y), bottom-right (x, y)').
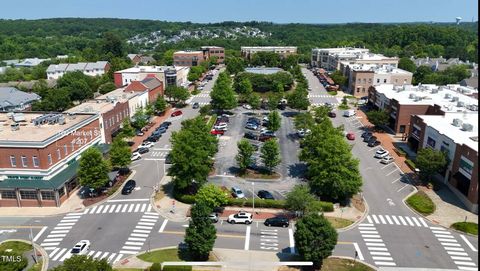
top-left (416, 148), bottom-right (447, 182)
top-left (184, 201), bottom-right (217, 260)
top-left (210, 72), bottom-right (237, 111)
top-left (78, 147), bottom-right (111, 190)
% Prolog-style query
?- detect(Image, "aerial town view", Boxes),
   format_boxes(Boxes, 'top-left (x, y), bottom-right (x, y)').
top-left (0, 1), bottom-right (478, 270)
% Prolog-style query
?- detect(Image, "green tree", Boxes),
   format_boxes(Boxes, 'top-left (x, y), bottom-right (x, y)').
top-left (287, 89), bottom-right (310, 110)
top-left (98, 82), bottom-right (116, 94)
top-left (226, 57), bottom-right (245, 75)
top-left (247, 92), bottom-right (261, 110)
top-left (365, 109), bottom-right (390, 129)
top-left (195, 184), bottom-right (228, 209)
top-left (120, 118), bottom-right (135, 138)
top-left (109, 138), bottom-right (131, 168)
top-left (294, 112), bottom-right (315, 131)
top-left (285, 185), bottom-right (318, 216)
top-left (188, 66), bottom-right (206, 82)
top-left (50, 255), bottom-right (112, 271)
top-left (267, 92), bottom-right (282, 110)
top-left (154, 95), bottom-right (168, 113)
top-left (398, 57), bottom-right (417, 73)
top-left (210, 72), bottom-right (237, 112)
top-left (101, 32), bottom-right (125, 58)
top-left (165, 86), bottom-right (190, 105)
top-left (294, 213), bottom-right (338, 269)
top-left (330, 70), bottom-right (347, 86)
top-left (132, 109), bottom-right (148, 129)
top-left (413, 65), bottom-right (434, 84)
top-left (78, 147), bottom-right (110, 190)
top-left (267, 110), bottom-right (281, 132)
top-left (184, 201), bottom-right (217, 260)
top-left (235, 139), bottom-right (255, 173)
top-left (144, 103), bottom-right (155, 117)
top-left (312, 105), bottom-right (331, 124)
top-left (416, 148), bottom-right (447, 182)
top-left (260, 139), bottom-right (281, 173)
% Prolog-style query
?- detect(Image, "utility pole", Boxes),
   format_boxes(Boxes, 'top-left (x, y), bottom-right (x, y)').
top-left (30, 226), bottom-right (38, 264)
top-left (252, 182), bottom-right (255, 216)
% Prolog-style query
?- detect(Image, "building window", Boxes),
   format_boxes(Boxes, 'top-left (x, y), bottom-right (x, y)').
top-left (57, 149), bottom-right (61, 160)
top-left (383, 79), bottom-right (387, 83)
top-left (363, 79), bottom-right (366, 83)
top-left (58, 187), bottom-right (65, 198)
top-left (20, 190), bottom-right (37, 200)
top-left (395, 79), bottom-right (398, 83)
top-left (357, 79), bottom-right (361, 83)
top-left (399, 125), bottom-right (406, 133)
top-left (48, 154), bottom-right (52, 165)
top-left (71, 142), bottom-right (75, 152)
top-left (377, 79), bottom-right (380, 83)
top-left (116, 114), bottom-right (119, 122)
top-left (368, 79), bottom-right (372, 83)
top-left (64, 144), bottom-right (68, 156)
top-left (1, 190), bottom-right (16, 199)
top-left (41, 191), bottom-right (55, 200)
top-left (459, 157), bottom-right (474, 179)
top-left (10, 156), bottom-right (16, 167)
top-left (33, 156), bottom-right (39, 168)
top-left (21, 156), bottom-right (28, 167)
top-left (426, 137), bottom-right (436, 148)
top-left (362, 88), bottom-right (366, 93)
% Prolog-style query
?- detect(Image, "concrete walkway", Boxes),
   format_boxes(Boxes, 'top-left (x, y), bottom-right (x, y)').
top-left (153, 176), bottom-right (190, 222)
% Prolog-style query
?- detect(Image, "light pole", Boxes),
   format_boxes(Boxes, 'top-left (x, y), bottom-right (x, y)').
top-left (251, 182), bottom-right (255, 216)
top-left (30, 225), bottom-right (38, 264)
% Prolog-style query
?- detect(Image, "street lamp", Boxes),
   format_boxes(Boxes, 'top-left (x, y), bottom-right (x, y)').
top-left (29, 223), bottom-right (38, 264)
top-left (251, 182), bottom-right (255, 216)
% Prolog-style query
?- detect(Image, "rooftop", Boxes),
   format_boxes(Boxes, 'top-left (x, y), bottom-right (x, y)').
top-left (201, 46), bottom-right (224, 49)
top-left (65, 98), bottom-right (125, 115)
top-left (312, 47), bottom-right (370, 54)
top-left (349, 64), bottom-right (411, 75)
top-left (46, 61), bottom-right (108, 73)
top-left (174, 50), bottom-right (203, 55)
top-left (0, 87), bottom-right (41, 110)
top-left (96, 86), bottom-right (143, 101)
top-left (244, 67), bottom-right (284, 75)
top-left (0, 112), bottom-right (97, 143)
top-left (419, 112), bottom-right (478, 152)
top-left (241, 46), bottom-right (297, 50)
top-left (115, 65), bottom-right (186, 74)
top-left (374, 84), bottom-right (479, 112)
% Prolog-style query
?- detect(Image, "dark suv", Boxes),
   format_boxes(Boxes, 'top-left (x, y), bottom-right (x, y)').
top-left (257, 190), bottom-right (274, 200)
top-left (264, 217), bottom-right (289, 227)
top-left (121, 180), bottom-right (136, 195)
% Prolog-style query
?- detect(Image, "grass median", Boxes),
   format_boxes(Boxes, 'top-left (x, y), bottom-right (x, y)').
top-left (320, 257), bottom-right (374, 271)
top-left (406, 191), bottom-right (435, 215)
top-left (451, 222), bottom-right (478, 235)
top-left (325, 217), bottom-right (354, 229)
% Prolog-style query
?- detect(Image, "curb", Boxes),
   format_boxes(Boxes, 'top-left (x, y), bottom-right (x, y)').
top-left (337, 194), bottom-right (370, 232)
top-left (150, 176), bottom-right (189, 223)
top-left (0, 239), bottom-right (49, 271)
top-left (329, 255), bottom-right (378, 270)
top-left (112, 246), bottom-right (178, 269)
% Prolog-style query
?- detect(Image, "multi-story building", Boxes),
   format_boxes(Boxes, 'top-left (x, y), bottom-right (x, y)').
top-left (201, 46), bottom-right (225, 64)
top-left (368, 84), bottom-right (478, 134)
top-left (123, 76), bottom-right (164, 105)
top-left (96, 86), bottom-right (148, 118)
top-left (127, 54), bottom-right (156, 65)
top-left (65, 98), bottom-right (130, 144)
top-left (0, 112), bottom-right (101, 207)
top-left (15, 58), bottom-right (50, 68)
top-left (311, 47), bottom-right (398, 71)
top-left (46, 61), bottom-right (110, 80)
top-left (113, 66), bottom-right (189, 88)
top-left (173, 51), bottom-right (205, 67)
top-left (344, 64), bottom-right (412, 98)
top-left (0, 87), bottom-right (41, 111)
top-left (408, 112), bottom-right (478, 213)
top-left (241, 46), bottom-right (297, 59)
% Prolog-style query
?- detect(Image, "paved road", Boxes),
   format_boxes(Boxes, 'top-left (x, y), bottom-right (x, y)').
top-left (302, 68), bottom-right (339, 106)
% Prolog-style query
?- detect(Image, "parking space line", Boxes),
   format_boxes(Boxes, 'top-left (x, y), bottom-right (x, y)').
top-left (397, 184), bottom-right (409, 192)
top-left (369, 146), bottom-right (381, 152)
top-left (391, 177), bottom-right (402, 183)
top-left (244, 226), bottom-right (251, 250)
top-left (386, 169), bottom-right (398, 176)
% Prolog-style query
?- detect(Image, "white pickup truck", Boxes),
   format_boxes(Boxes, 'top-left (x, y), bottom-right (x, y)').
top-left (227, 212), bottom-right (253, 224)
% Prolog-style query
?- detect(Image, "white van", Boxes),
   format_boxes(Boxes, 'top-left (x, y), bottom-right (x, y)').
top-left (343, 109), bottom-right (356, 117)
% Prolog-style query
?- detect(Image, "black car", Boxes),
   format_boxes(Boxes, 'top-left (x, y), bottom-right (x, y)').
top-left (367, 140), bottom-right (381, 147)
top-left (121, 180), bottom-right (136, 195)
top-left (328, 112), bottom-right (336, 118)
top-left (361, 132), bottom-right (373, 138)
top-left (127, 141), bottom-right (135, 146)
top-left (363, 135), bottom-right (376, 142)
top-left (264, 217), bottom-right (289, 227)
top-left (217, 115), bottom-right (229, 123)
top-left (257, 190), bottom-right (274, 200)
top-left (244, 131), bottom-right (257, 140)
top-left (277, 103), bottom-right (286, 110)
top-left (192, 102), bottom-right (200, 109)
top-left (165, 153), bottom-right (172, 164)
top-left (135, 147), bottom-right (149, 154)
top-left (116, 167), bottom-right (131, 176)
top-left (160, 121), bottom-right (171, 128)
top-left (146, 135), bottom-right (160, 142)
top-left (155, 126), bottom-right (167, 134)
top-left (247, 117), bottom-right (261, 125)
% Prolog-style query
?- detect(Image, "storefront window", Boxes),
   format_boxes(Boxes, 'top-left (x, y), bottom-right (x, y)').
top-left (41, 191), bottom-right (55, 200)
top-left (20, 190), bottom-right (37, 200)
top-left (1, 190), bottom-right (17, 199)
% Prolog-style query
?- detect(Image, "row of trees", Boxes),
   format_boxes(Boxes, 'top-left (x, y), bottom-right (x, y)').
top-left (209, 71), bottom-right (237, 112)
top-left (236, 137), bottom-right (281, 174)
top-left (234, 71), bottom-right (294, 93)
top-left (398, 57), bottom-right (472, 85)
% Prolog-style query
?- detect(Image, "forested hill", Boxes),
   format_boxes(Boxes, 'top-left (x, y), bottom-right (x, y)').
top-left (0, 18), bottom-right (477, 62)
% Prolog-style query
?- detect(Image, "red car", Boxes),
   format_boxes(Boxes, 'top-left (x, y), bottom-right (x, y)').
top-left (346, 132), bottom-right (355, 140)
top-left (171, 110), bottom-right (183, 117)
top-left (210, 129), bottom-right (225, 135)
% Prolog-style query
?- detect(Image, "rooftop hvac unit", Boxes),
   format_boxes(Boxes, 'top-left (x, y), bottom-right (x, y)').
top-left (462, 123), bottom-right (474, 132)
top-left (11, 122), bottom-right (19, 131)
top-left (409, 93), bottom-right (416, 99)
top-left (58, 115), bottom-right (66, 125)
top-left (457, 101), bottom-right (465, 107)
top-left (414, 96), bottom-right (422, 102)
top-left (431, 89), bottom-right (438, 94)
top-left (6, 112), bottom-right (14, 119)
top-left (452, 118), bottom-right (463, 127)
top-left (451, 96), bottom-right (459, 102)
top-left (12, 113), bottom-right (26, 122)
top-left (444, 93), bottom-right (452, 99)
top-left (467, 104), bottom-right (478, 111)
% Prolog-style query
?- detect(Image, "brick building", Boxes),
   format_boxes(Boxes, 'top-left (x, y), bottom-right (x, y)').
top-left (173, 51), bottom-right (205, 67)
top-left (0, 112), bottom-right (101, 207)
top-left (201, 46), bottom-right (225, 64)
top-left (241, 46), bottom-right (297, 59)
top-left (113, 66), bottom-right (189, 88)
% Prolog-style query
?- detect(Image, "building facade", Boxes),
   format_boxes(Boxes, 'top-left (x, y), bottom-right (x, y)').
top-left (46, 61), bottom-right (110, 80)
top-left (241, 46), bottom-right (297, 59)
top-left (0, 112), bottom-right (101, 207)
top-left (201, 46), bottom-right (225, 63)
top-left (113, 66), bottom-right (189, 88)
top-left (173, 51), bottom-right (205, 67)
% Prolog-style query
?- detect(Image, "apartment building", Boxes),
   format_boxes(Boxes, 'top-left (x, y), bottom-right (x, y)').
top-left (201, 46), bottom-right (225, 64)
top-left (344, 64), bottom-right (412, 98)
top-left (127, 54), bottom-right (155, 65)
top-left (0, 87), bottom-right (41, 111)
top-left (368, 84), bottom-right (478, 134)
top-left (46, 61), bottom-right (110, 80)
top-left (241, 46), bottom-right (297, 59)
top-left (0, 112), bottom-right (101, 207)
top-left (113, 66), bottom-right (189, 88)
top-left (408, 112), bottom-right (478, 213)
top-left (96, 86), bottom-right (148, 119)
top-left (173, 51), bottom-right (205, 67)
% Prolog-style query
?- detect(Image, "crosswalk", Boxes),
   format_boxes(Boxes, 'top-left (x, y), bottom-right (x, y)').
top-left (366, 214), bottom-right (429, 227)
top-left (120, 212), bottom-right (160, 255)
top-left (191, 101), bottom-right (210, 105)
top-left (83, 203), bottom-right (153, 215)
top-left (41, 212), bottom-right (83, 249)
top-left (308, 94), bottom-right (335, 98)
top-left (48, 247), bottom-right (123, 264)
top-left (430, 226), bottom-right (477, 270)
top-left (193, 93), bottom-right (210, 98)
top-left (310, 102), bottom-right (339, 106)
top-left (358, 223), bottom-right (396, 267)
top-left (150, 151), bottom-right (168, 158)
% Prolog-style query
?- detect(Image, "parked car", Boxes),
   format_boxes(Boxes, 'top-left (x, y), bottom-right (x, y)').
top-left (209, 213), bottom-right (219, 223)
top-left (259, 134), bottom-right (275, 142)
top-left (155, 126), bottom-right (167, 134)
top-left (121, 179), bottom-right (136, 195)
top-left (127, 141), bottom-right (135, 146)
top-left (243, 104), bottom-right (252, 110)
top-left (131, 152), bottom-right (141, 161)
top-left (141, 141), bottom-right (155, 148)
top-left (264, 217), bottom-right (289, 227)
top-left (214, 123), bottom-right (228, 131)
top-left (192, 102), bottom-right (200, 109)
top-left (171, 110), bottom-right (183, 117)
top-left (380, 156), bottom-right (395, 164)
top-left (231, 187), bottom-right (245, 199)
top-left (217, 115), bottom-right (230, 123)
top-left (70, 240), bottom-right (90, 255)
top-left (136, 130), bottom-right (144, 136)
top-left (328, 112), bottom-right (336, 118)
top-left (244, 131), bottom-right (258, 140)
top-left (297, 129), bottom-right (311, 138)
top-left (116, 167), bottom-right (131, 176)
top-left (343, 109), bottom-right (356, 117)
top-left (146, 135), bottom-right (160, 142)
top-left (245, 123), bottom-right (258, 130)
top-left (361, 131), bottom-right (372, 138)
top-left (211, 129), bottom-right (225, 135)
top-left (165, 153), bottom-right (172, 164)
top-left (135, 147), bottom-right (149, 154)
top-left (227, 212), bottom-right (253, 224)
top-left (368, 140), bottom-right (381, 147)
top-left (261, 131), bottom-right (276, 137)
top-left (374, 149), bottom-right (389, 159)
top-left (160, 121), bottom-right (172, 128)
top-left (346, 132), bottom-right (355, 140)
top-left (363, 135), bottom-right (377, 142)
top-left (257, 190), bottom-right (274, 200)
top-left (247, 117), bottom-right (261, 125)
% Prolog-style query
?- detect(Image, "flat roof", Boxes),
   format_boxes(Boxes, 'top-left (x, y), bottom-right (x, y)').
top-left (374, 84), bottom-right (479, 112)
top-left (241, 46), bottom-right (297, 50)
top-left (419, 112), bottom-right (478, 152)
top-left (96, 87), bottom-right (142, 101)
top-left (349, 64), bottom-right (411, 75)
top-left (312, 47), bottom-right (370, 53)
top-left (244, 67), bottom-right (284, 75)
top-left (115, 65), bottom-right (187, 74)
top-left (174, 51), bottom-right (203, 54)
top-left (65, 99), bottom-right (121, 115)
top-left (0, 112), bottom-right (97, 143)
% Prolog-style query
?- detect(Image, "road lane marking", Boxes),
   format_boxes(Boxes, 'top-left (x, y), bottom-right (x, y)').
top-left (411, 217), bottom-right (422, 227)
top-left (114, 254), bottom-right (124, 263)
top-left (454, 261), bottom-right (476, 266)
top-left (140, 204), bottom-right (147, 212)
top-left (442, 243), bottom-right (461, 247)
top-left (460, 235), bottom-right (478, 252)
top-left (52, 248), bottom-right (67, 261)
top-left (397, 184), bottom-right (409, 192)
top-left (133, 229), bottom-right (150, 234)
top-left (371, 215), bottom-right (380, 224)
top-left (121, 204), bottom-right (129, 212)
top-left (95, 205), bottom-right (104, 213)
top-left (128, 204), bottom-right (135, 212)
top-left (43, 238), bottom-right (63, 242)
top-left (368, 247), bottom-right (388, 251)
top-left (391, 177), bottom-right (402, 183)
top-left (158, 219), bottom-right (168, 233)
top-left (458, 267), bottom-right (478, 271)
top-left (452, 256), bottom-right (473, 261)
top-left (439, 238), bottom-right (457, 242)
top-left (398, 216), bottom-right (407, 226)
top-left (366, 243), bottom-right (385, 247)
top-left (119, 250), bottom-right (137, 255)
top-left (353, 242), bottom-right (364, 260)
top-left (115, 204), bottom-right (122, 213)
top-left (374, 261), bottom-right (396, 266)
top-left (33, 226), bottom-right (47, 242)
top-left (244, 225), bottom-right (251, 250)
top-left (445, 247), bottom-right (465, 251)
top-left (136, 225), bottom-right (153, 230)
top-left (125, 241), bottom-right (144, 246)
top-left (146, 205), bottom-right (153, 212)
top-left (360, 230), bottom-right (378, 234)
top-left (141, 218), bottom-right (157, 223)
top-left (419, 218), bottom-right (428, 227)
top-left (57, 223), bottom-right (75, 226)
top-left (366, 216), bottom-right (373, 223)
top-left (384, 215), bottom-right (393, 224)
top-left (131, 233), bottom-right (149, 237)
top-left (138, 222), bottom-right (155, 226)
top-left (107, 198), bottom-right (150, 203)
top-left (53, 226), bottom-right (71, 230)
top-left (430, 226), bottom-right (444, 230)
top-left (107, 253), bottom-right (117, 262)
top-left (447, 251), bottom-right (469, 256)
top-left (371, 251), bottom-right (390, 256)
top-left (362, 234), bottom-right (381, 238)
top-left (433, 230), bottom-right (450, 234)
top-left (128, 237), bottom-right (146, 242)
top-left (122, 246), bottom-right (141, 250)
top-left (134, 204), bottom-right (141, 213)
top-left (378, 215), bottom-right (386, 224)
top-left (436, 234), bottom-right (454, 239)
top-left (49, 248), bottom-right (60, 258)
top-left (372, 256), bottom-right (394, 261)
top-left (51, 230), bottom-right (69, 234)
top-left (145, 212), bottom-right (159, 216)
top-left (364, 239), bottom-right (383, 242)
top-left (404, 217), bottom-right (414, 226)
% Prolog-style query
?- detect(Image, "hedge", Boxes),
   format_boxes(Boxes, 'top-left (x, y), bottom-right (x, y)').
top-left (394, 148), bottom-right (407, 157)
top-left (405, 159), bottom-right (417, 170)
top-left (162, 266), bottom-right (192, 271)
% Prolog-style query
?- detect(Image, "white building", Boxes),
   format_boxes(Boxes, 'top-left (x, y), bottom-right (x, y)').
top-left (311, 47), bottom-right (398, 71)
top-left (46, 61), bottom-right (110, 80)
top-left (15, 58), bottom-right (50, 68)
top-left (96, 87), bottom-right (148, 118)
top-left (241, 46), bottom-right (297, 59)
top-left (113, 66), bottom-right (189, 88)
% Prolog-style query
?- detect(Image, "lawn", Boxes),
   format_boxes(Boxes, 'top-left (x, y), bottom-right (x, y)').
top-left (451, 222), bottom-right (478, 235)
top-left (240, 169), bottom-right (281, 180)
top-left (320, 257), bottom-right (374, 271)
top-left (113, 269), bottom-right (144, 271)
top-left (325, 216), bottom-right (354, 229)
top-left (0, 241), bottom-right (32, 253)
top-left (137, 248), bottom-right (182, 263)
top-left (27, 260), bottom-right (43, 271)
top-left (406, 191), bottom-right (435, 215)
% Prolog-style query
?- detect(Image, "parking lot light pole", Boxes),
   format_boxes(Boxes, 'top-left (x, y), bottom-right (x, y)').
top-left (252, 182), bottom-right (255, 217)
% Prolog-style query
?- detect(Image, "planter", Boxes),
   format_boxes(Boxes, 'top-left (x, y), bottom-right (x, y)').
top-left (394, 148), bottom-right (407, 157)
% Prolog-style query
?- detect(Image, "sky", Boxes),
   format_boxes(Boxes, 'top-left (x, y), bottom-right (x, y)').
top-left (0, 0), bottom-right (477, 24)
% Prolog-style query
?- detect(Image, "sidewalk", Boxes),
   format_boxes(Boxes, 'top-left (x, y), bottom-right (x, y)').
top-left (0, 189), bottom-right (85, 217)
top-left (153, 176), bottom-right (190, 222)
top-left (131, 107), bottom-right (174, 150)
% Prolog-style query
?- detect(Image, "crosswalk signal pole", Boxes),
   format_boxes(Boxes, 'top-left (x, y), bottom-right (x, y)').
top-left (30, 226), bottom-right (38, 264)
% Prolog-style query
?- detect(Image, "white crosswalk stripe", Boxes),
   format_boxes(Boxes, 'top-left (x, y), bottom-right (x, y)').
top-left (120, 213), bottom-right (160, 254)
top-left (429, 227), bottom-right (477, 270)
top-left (358, 224), bottom-right (396, 266)
top-left (40, 212), bottom-right (83, 249)
top-left (48, 247), bottom-right (123, 264)
top-left (366, 214), bottom-right (429, 227)
top-left (84, 203), bottom-right (151, 214)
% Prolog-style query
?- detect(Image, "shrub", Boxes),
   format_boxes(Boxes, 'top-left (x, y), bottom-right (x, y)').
top-left (394, 148), bottom-right (407, 157)
top-left (406, 191), bottom-right (435, 215)
top-left (206, 114), bottom-right (217, 129)
top-left (162, 266), bottom-right (192, 271)
top-left (405, 159), bottom-right (416, 170)
top-left (451, 222), bottom-right (478, 235)
top-left (227, 198), bottom-right (334, 212)
top-left (150, 262), bottom-right (162, 271)
top-left (0, 252), bottom-right (27, 271)
top-left (173, 191), bottom-right (196, 204)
